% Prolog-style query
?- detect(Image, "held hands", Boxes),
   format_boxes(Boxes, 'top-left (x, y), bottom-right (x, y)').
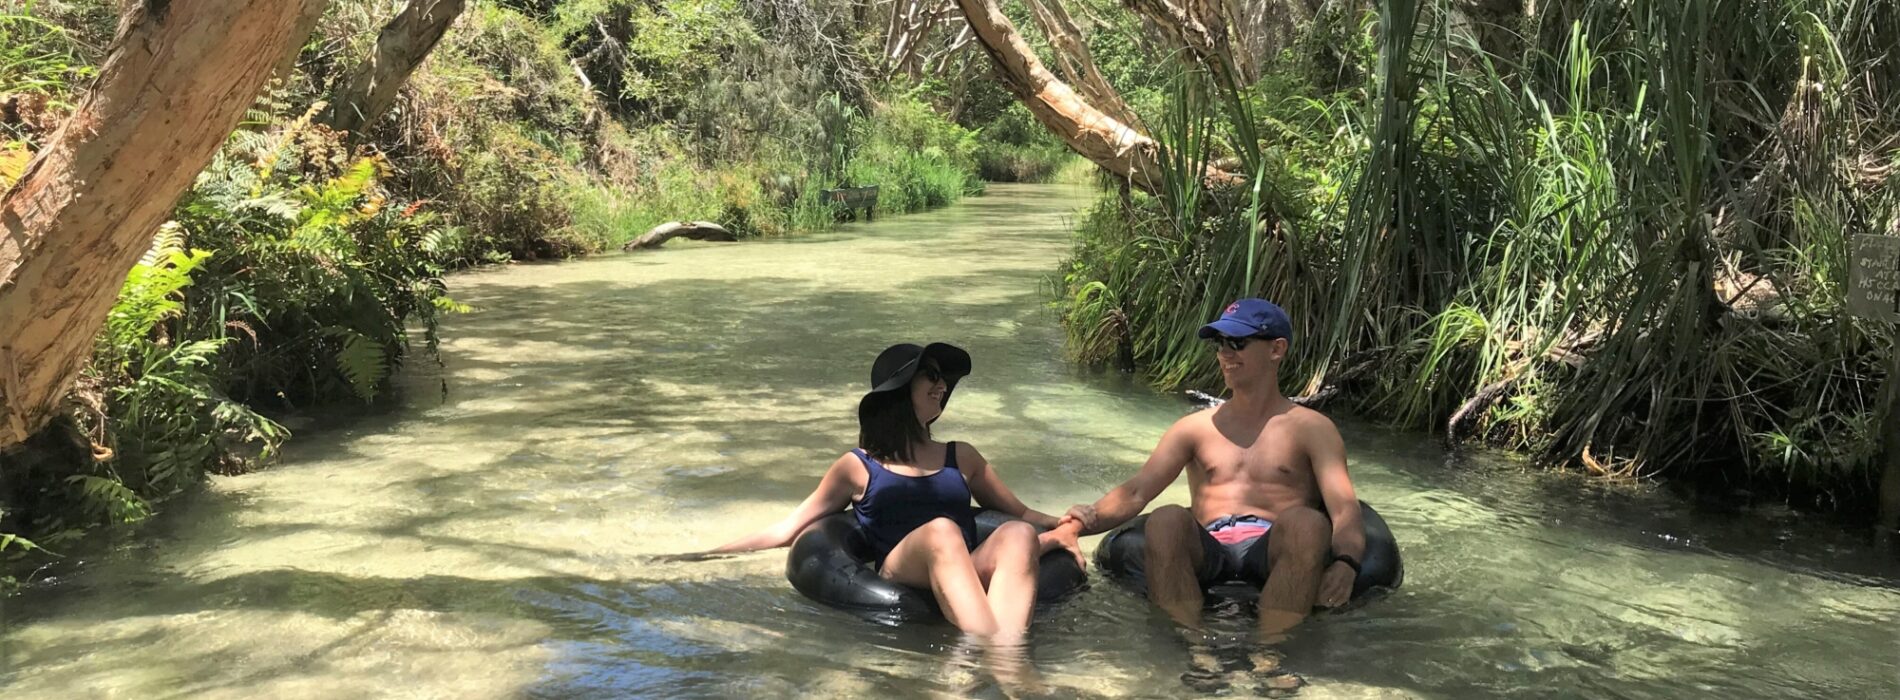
top-left (1038, 527), bottom-right (1086, 570)
top-left (1056, 504), bottom-right (1098, 532)
top-left (1317, 560), bottom-right (1355, 608)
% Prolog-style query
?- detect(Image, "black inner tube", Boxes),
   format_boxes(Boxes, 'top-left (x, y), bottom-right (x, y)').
top-left (1094, 501), bottom-right (1403, 603)
top-left (785, 509), bottom-right (1088, 623)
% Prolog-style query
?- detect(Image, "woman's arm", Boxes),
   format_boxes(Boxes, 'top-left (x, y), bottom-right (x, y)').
top-left (960, 443), bottom-right (1062, 529)
top-left (711, 453), bottom-right (863, 552)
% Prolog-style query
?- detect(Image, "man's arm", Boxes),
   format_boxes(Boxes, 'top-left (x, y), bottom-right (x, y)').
top-left (960, 443), bottom-right (1061, 528)
top-left (1057, 417), bottom-right (1200, 536)
top-left (1307, 414), bottom-right (1364, 560)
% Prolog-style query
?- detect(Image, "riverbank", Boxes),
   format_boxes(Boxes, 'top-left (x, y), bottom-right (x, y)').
top-left (1050, 0), bottom-right (1897, 519)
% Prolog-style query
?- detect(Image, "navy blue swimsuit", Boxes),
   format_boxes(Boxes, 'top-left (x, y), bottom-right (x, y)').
top-left (851, 442), bottom-right (978, 563)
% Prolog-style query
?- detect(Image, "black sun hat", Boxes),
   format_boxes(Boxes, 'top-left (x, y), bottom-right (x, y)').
top-left (856, 342), bottom-right (973, 426)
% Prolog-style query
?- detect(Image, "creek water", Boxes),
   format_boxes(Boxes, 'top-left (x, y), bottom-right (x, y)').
top-left (3, 184), bottom-right (1897, 699)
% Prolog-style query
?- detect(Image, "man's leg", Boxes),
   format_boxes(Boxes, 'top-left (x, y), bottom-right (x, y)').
top-left (1256, 505), bottom-right (1330, 638)
top-left (1142, 505), bottom-right (1210, 629)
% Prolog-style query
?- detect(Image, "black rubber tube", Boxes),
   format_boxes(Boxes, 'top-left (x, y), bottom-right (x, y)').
top-left (785, 509), bottom-right (1089, 623)
top-left (1094, 501), bottom-right (1404, 601)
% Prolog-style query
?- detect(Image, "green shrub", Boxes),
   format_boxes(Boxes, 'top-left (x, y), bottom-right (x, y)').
top-left (975, 103), bottom-right (1076, 182)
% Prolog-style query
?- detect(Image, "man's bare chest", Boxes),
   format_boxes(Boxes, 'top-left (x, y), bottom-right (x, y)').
top-left (1192, 430), bottom-right (1310, 486)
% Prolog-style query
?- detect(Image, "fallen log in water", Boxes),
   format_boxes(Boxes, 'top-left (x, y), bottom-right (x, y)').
top-left (622, 221), bottom-right (737, 251)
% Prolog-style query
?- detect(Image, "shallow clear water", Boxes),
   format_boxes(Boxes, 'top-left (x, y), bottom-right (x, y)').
top-left (4, 184), bottom-right (1897, 699)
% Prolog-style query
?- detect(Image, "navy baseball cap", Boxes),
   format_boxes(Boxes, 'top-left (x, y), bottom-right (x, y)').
top-left (1198, 298), bottom-right (1293, 342)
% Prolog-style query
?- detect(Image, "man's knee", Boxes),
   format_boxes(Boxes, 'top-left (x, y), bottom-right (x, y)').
top-left (1268, 506), bottom-right (1330, 564)
top-left (1143, 505), bottom-right (1204, 565)
top-left (1146, 505), bottom-right (1197, 538)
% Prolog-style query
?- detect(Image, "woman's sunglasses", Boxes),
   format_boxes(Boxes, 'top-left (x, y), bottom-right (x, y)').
top-left (919, 363), bottom-right (945, 382)
top-left (1209, 335), bottom-right (1277, 352)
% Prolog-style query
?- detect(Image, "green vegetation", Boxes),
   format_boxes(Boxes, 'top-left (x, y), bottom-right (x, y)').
top-left (1, 0), bottom-right (1012, 579)
top-left (1056, 0), bottom-right (1896, 511)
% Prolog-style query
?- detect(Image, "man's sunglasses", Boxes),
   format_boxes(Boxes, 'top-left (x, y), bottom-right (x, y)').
top-left (1209, 335), bottom-right (1279, 352)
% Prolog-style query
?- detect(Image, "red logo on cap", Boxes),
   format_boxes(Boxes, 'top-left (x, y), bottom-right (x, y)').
top-left (1225, 302), bottom-right (1240, 314)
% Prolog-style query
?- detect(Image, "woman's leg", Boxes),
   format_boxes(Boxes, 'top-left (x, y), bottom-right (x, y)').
top-left (970, 520), bottom-right (1041, 640)
top-left (880, 517), bottom-right (998, 636)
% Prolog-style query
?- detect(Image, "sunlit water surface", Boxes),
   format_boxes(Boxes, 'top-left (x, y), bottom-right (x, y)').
top-left (4, 184), bottom-right (1897, 699)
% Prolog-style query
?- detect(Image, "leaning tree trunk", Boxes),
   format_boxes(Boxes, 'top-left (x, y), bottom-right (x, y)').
top-left (1022, 0), bottom-right (1140, 128)
top-left (0, 0), bottom-right (328, 450)
top-left (954, 0), bottom-right (1238, 193)
top-left (621, 221), bottom-right (737, 251)
top-left (1125, 0), bottom-right (1246, 95)
top-left (954, 0), bottom-right (1165, 191)
top-left (321, 0), bottom-right (467, 138)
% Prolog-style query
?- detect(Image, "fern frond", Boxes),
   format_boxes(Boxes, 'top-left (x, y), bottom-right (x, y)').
top-left (327, 327), bottom-right (389, 402)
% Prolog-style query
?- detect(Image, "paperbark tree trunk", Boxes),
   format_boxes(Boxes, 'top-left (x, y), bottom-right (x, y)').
top-left (0, 0), bottom-right (328, 449)
top-left (1022, 0), bottom-right (1140, 128)
top-left (954, 0), bottom-right (1165, 191)
top-left (320, 0), bottom-right (467, 138)
top-left (954, 0), bottom-right (1239, 193)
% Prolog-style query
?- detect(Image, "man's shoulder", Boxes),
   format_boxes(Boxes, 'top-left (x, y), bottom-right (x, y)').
top-left (1286, 403), bottom-right (1336, 426)
top-left (1170, 408), bottom-right (1217, 434)
top-left (1150, 410), bottom-right (1216, 455)
top-left (1282, 404), bottom-right (1342, 439)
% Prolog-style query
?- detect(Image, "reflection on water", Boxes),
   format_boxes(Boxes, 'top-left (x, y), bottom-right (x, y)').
top-left (3, 184), bottom-right (1897, 699)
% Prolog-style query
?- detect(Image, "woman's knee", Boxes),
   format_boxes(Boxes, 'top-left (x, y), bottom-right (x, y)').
top-left (992, 520), bottom-right (1040, 558)
top-left (919, 516), bottom-right (963, 536)
top-left (917, 517), bottom-right (968, 549)
top-left (994, 520), bottom-right (1038, 544)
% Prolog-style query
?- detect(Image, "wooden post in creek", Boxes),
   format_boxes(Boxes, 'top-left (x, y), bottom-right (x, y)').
top-left (1880, 328), bottom-right (1900, 548)
top-left (1848, 234), bottom-right (1900, 546)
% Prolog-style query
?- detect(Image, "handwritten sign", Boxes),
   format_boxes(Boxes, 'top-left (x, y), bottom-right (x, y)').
top-left (1849, 235), bottom-right (1900, 324)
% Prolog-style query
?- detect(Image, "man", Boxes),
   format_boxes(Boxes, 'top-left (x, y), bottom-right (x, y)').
top-left (1041, 298), bottom-right (1365, 639)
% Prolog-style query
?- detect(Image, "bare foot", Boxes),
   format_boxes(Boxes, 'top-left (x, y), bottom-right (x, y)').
top-left (1178, 641), bottom-right (1232, 693)
top-left (1257, 670), bottom-right (1306, 697)
top-left (1249, 648), bottom-right (1284, 673)
top-left (936, 636), bottom-right (985, 698)
top-left (983, 637), bottom-right (1050, 698)
top-left (1261, 669), bottom-right (1307, 696)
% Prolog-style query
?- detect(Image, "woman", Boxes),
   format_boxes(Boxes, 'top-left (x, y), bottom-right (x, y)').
top-left (713, 342), bottom-right (1079, 641)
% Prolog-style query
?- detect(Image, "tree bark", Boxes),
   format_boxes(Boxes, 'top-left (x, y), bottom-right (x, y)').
top-left (621, 221), bottom-right (738, 251)
top-left (0, 0), bottom-right (328, 450)
top-left (954, 0), bottom-right (1242, 193)
top-left (321, 0), bottom-right (467, 138)
top-left (1125, 0), bottom-right (1245, 93)
top-left (1022, 0), bottom-right (1139, 128)
top-left (954, 0), bottom-right (1165, 192)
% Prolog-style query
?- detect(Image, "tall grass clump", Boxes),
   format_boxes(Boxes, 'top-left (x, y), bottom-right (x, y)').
top-left (1056, 0), bottom-right (1898, 511)
top-left (975, 103), bottom-right (1079, 182)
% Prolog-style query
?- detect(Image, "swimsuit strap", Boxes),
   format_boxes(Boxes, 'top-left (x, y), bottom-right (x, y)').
top-left (849, 448), bottom-right (887, 482)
